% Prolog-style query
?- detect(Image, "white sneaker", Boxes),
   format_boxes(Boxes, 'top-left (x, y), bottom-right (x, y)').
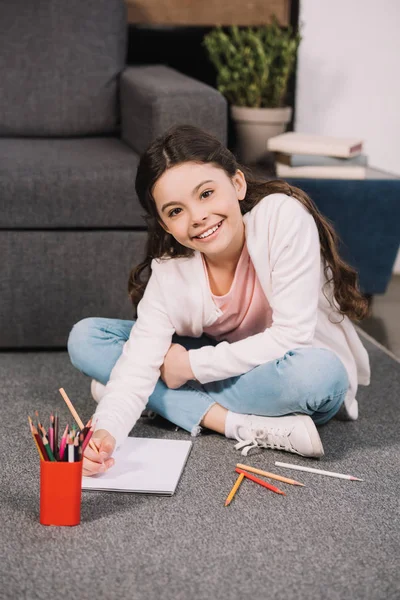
top-left (232, 414), bottom-right (324, 458)
top-left (90, 379), bottom-right (157, 419)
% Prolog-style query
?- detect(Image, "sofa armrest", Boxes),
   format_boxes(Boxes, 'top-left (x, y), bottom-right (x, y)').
top-left (120, 65), bottom-right (227, 155)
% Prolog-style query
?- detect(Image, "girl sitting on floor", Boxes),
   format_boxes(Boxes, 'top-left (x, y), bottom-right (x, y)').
top-left (67, 124), bottom-right (371, 477)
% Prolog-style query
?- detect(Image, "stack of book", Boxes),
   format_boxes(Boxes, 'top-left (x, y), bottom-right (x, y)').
top-left (267, 132), bottom-right (367, 179)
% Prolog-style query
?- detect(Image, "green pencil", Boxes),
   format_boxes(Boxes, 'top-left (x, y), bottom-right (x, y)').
top-left (42, 434), bottom-right (56, 461)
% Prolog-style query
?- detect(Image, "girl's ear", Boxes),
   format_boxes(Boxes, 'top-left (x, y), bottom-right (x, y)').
top-left (234, 169), bottom-right (247, 201)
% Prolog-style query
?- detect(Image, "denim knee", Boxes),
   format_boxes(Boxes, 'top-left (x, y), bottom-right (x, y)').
top-left (289, 347), bottom-right (349, 402)
top-left (67, 317), bottom-right (98, 371)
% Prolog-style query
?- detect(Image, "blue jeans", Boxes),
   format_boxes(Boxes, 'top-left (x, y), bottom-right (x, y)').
top-left (67, 317), bottom-right (349, 436)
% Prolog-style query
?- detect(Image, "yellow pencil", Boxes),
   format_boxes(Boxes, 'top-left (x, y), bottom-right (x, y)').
top-left (28, 416), bottom-right (45, 461)
top-left (225, 472), bottom-right (245, 506)
top-left (58, 387), bottom-right (98, 454)
top-left (236, 463), bottom-right (305, 487)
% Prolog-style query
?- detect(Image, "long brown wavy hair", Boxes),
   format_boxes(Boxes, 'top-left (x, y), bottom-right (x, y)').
top-left (129, 124), bottom-right (370, 322)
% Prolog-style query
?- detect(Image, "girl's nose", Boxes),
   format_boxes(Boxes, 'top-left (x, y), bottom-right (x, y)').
top-left (191, 214), bottom-right (209, 227)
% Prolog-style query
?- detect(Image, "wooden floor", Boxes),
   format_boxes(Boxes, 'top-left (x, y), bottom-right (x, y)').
top-left (358, 274), bottom-right (400, 359)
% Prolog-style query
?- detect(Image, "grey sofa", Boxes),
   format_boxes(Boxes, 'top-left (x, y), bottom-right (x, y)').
top-left (0, 0), bottom-right (227, 348)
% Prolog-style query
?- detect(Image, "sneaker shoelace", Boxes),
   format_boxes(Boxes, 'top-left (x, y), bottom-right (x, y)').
top-left (233, 424), bottom-right (294, 456)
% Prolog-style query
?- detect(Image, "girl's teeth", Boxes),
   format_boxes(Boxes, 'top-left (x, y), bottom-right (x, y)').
top-left (197, 222), bottom-right (221, 239)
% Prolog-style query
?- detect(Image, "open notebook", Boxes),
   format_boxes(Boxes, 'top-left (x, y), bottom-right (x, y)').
top-left (82, 437), bottom-right (192, 496)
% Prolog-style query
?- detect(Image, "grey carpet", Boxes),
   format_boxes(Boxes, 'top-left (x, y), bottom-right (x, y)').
top-left (1, 339), bottom-right (399, 600)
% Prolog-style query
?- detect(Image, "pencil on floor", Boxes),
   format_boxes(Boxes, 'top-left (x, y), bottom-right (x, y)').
top-left (225, 473), bottom-right (245, 506)
top-left (58, 388), bottom-right (98, 454)
top-left (275, 461), bottom-right (363, 481)
top-left (235, 468), bottom-right (286, 496)
top-left (236, 463), bottom-right (305, 486)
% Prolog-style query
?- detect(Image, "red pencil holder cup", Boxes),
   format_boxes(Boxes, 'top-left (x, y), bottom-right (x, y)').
top-left (40, 460), bottom-right (83, 526)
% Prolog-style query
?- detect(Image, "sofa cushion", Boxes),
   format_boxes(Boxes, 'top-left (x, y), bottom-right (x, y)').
top-left (0, 0), bottom-right (126, 136)
top-left (0, 230), bottom-right (147, 347)
top-left (0, 137), bottom-right (146, 227)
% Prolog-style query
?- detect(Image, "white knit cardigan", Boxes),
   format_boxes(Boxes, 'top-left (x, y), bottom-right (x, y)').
top-left (94, 193), bottom-right (370, 448)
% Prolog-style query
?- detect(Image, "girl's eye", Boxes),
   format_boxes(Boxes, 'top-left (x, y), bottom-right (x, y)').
top-left (168, 190), bottom-right (213, 217)
top-left (168, 207), bottom-right (182, 217)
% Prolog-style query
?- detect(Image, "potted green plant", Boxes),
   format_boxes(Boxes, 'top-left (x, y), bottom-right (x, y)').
top-left (203, 18), bottom-right (301, 164)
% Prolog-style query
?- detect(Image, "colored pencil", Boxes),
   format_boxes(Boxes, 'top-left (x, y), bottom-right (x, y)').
top-left (48, 416), bottom-right (54, 453)
top-left (225, 473), bottom-right (245, 506)
top-left (29, 417), bottom-right (49, 460)
top-left (35, 410), bottom-right (42, 431)
top-left (42, 435), bottom-right (56, 462)
top-left (58, 388), bottom-right (98, 454)
top-left (275, 461), bottom-right (363, 481)
top-left (81, 426), bottom-right (94, 453)
top-left (54, 412), bottom-right (59, 459)
top-left (80, 426), bottom-right (89, 441)
top-left (28, 417), bottom-right (45, 461)
top-left (236, 463), bottom-right (305, 486)
top-left (59, 424), bottom-right (69, 461)
top-left (235, 468), bottom-right (286, 496)
top-left (77, 433), bottom-right (84, 462)
top-left (33, 428), bottom-right (49, 461)
top-left (68, 439), bottom-right (75, 463)
top-left (35, 412), bottom-right (48, 441)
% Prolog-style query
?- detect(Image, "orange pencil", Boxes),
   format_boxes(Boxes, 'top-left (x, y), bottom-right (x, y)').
top-left (225, 473), bottom-right (245, 506)
top-left (34, 410), bottom-right (42, 430)
top-left (29, 418), bottom-right (49, 460)
top-left (33, 426), bottom-right (49, 461)
top-left (236, 463), bottom-right (305, 486)
top-left (235, 468), bottom-right (286, 496)
top-left (28, 416), bottom-right (45, 461)
top-left (58, 388), bottom-right (98, 454)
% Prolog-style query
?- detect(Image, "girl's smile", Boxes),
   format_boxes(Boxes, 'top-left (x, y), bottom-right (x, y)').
top-left (192, 219), bottom-right (224, 241)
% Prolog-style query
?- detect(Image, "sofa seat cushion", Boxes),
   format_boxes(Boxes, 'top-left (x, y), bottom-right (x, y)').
top-left (0, 230), bottom-right (147, 347)
top-left (0, 137), bottom-right (145, 227)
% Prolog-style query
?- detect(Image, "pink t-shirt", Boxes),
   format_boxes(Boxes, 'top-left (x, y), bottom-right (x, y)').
top-left (202, 242), bottom-right (273, 343)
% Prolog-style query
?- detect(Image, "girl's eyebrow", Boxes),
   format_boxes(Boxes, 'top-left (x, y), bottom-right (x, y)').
top-left (161, 179), bottom-right (215, 213)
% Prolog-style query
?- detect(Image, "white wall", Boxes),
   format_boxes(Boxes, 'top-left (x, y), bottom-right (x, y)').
top-left (295, 0), bottom-right (400, 273)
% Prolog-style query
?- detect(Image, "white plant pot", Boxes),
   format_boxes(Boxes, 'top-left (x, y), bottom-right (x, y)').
top-left (231, 105), bottom-right (292, 165)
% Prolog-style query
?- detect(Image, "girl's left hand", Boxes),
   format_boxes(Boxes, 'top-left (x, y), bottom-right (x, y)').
top-left (160, 343), bottom-right (195, 389)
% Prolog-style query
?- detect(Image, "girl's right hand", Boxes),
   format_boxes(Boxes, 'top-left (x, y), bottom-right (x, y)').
top-left (82, 429), bottom-right (116, 477)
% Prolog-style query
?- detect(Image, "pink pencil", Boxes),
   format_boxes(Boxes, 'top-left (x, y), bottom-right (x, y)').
top-left (49, 427), bottom-right (54, 453)
top-left (59, 424), bottom-right (69, 461)
top-left (81, 426), bottom-right (94, 453)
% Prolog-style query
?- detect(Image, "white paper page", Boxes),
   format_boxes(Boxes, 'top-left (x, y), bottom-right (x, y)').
top-left (82, 437), bottom-right (192, 495)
